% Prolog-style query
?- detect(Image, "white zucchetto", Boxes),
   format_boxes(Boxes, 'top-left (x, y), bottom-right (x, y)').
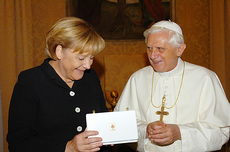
top-left (144, 20), bottom-right (183, 37)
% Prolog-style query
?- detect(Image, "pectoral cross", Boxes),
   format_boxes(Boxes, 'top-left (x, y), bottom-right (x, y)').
top-left (155, 95), bottom-right (169, 121)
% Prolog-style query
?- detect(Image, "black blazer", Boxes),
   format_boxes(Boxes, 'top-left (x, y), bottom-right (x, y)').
top-left (7, 58), bottom-right (108, 152)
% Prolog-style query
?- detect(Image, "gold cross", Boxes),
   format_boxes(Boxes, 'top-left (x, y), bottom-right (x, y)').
top-left (155, 96), bottom-right (169, 121)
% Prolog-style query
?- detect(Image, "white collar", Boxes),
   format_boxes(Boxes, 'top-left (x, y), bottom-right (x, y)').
top-left (157, 58), bottom-right (184, 77)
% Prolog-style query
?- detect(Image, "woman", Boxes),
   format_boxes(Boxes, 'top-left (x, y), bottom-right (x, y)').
top-left (7, 17), bottom-right (108, 152)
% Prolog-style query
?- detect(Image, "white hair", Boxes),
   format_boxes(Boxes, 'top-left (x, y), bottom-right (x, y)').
top-left (144, 26), bottom-right (184, 48)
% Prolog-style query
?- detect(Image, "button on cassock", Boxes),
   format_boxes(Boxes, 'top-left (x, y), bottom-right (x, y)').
top-left (69, 91), bottom-right (75, 96)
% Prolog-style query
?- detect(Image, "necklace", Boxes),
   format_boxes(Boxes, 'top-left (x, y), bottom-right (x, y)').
top-left (65, 80), bottom-right (74, 83)
top-left (151, 61), bottom-right (185, 121)
top-left (151, 61), bottom-right (185, 109)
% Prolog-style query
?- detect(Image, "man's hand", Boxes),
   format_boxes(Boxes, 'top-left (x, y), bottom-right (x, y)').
top-left (146, 121), bottom-right (181, 146)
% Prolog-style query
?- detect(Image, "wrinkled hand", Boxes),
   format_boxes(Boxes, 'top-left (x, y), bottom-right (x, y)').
top-left (146, 121), bottom-right (181, 146)
top-left (65, 129), bottom-right (103, 152)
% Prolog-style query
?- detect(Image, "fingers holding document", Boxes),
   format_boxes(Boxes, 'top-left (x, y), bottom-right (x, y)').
top-left (65, 129), bottom-right (103, 152)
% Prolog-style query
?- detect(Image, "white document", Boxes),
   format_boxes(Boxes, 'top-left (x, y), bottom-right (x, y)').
top-left (86, 110), bottom-right (138, 145)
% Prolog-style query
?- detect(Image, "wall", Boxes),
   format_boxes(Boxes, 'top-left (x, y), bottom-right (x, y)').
top-left (176, 0), bottom-right (210, 68)
top-left (32, 0), bottom-right (66, 66)
top-left (93, 0), bottom-right (210, 96)
top-left (92, 40), bottom-right (147, 92)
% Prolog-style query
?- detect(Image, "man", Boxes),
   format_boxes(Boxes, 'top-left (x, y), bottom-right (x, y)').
top-left (114, 20), bottom-right (230, 151)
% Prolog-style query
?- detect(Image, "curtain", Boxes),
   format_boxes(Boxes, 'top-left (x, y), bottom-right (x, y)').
top-left (210, 0), bottom-right (230, 100)
top-left (0, 86), bottom-right (3, 152)
top-left (226, 0), bottom-right (230, 101)
top-left (0, 0), bottom-right (33, 152)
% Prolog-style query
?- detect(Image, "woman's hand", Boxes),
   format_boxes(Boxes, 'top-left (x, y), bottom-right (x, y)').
top-left (65, 130), bottom-right (103, 152)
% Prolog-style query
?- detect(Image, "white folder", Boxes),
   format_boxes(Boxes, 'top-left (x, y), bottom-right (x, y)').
top-left (86, 110), bottom-right (138, 145)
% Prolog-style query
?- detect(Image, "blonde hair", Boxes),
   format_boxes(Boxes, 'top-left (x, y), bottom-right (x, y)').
top-left (45, 17), bottom-right (105, 60)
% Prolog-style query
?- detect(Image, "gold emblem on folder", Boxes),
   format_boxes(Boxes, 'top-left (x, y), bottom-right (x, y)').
top-left (110, 123), bottom-right (116, 131)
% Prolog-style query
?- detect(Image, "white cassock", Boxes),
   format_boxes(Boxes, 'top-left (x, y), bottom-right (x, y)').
top-left (114, 58), bottom-right (230, 152)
